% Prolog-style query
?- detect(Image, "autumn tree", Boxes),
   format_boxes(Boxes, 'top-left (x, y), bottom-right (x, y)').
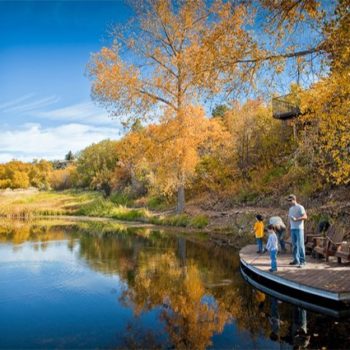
top-left (29, 160), bottom-right (52, 190)
top-left (122, 252), bottom-right (230, 349)
top-left (10, 171), bottom-right (30, 189)
top-left (50, 165), bottom-right (77, 190)
top-left (299, 0), bottom-right (350, 185)
top-left (88, 0), bottom-right (270, 212)
top-left (0, 160), bottom-right (53, 190)
top-left (88, 0), bottom-right (344, 208)
top-left (76, 140), bottom-right (119, 196)
top-left (223, 100), bottom-right (287, 180)
top-left (140, 106), bottom-right (229, 209)
top-left (114, 127), bottom-right (150, 197)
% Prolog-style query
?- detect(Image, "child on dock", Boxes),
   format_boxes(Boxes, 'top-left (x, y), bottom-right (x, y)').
top-left (254, 214), bottom-right (264, 253)
top-left (266, 224), bottom-right (278, 272)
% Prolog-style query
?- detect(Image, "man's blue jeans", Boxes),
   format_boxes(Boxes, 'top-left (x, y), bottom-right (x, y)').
top-left (270, 249), bottom-right (277, 271)
top-left (291, 229), bottom-right (305, 264)
top-left (256, 238), bottom-right (263, 252)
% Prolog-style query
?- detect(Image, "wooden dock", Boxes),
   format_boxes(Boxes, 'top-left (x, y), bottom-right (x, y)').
top-left (239, 245), bottom-right (350, 316)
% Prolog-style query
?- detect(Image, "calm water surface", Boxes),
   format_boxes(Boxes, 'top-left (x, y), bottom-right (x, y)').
top-left (0, 220), bottom-right (349, 349)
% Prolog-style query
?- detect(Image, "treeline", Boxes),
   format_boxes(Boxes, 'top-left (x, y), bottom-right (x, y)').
top-left (85, 0), bottom-right (349, 211)
top-left (0, 160), bottom-right (52, 190)
top-left (2, 0), bottom-right (348, 213)
top-left (1, 85), bottom-right (348, 208)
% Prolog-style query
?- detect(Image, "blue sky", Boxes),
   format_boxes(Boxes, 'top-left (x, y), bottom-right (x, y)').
top-left (0, 1), bottom-right (330, 162)
top-left (0, 0), bottom-right (131, 162)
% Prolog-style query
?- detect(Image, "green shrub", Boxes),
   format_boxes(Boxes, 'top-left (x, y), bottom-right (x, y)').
top-left (190, 215), bottom-right (209, 228)
top-left (147, 196), bottom-right (168, 210)
top-left (235, 188), bottom-right (260, 204)
top-left (75, 198), bottom-right (114, 216)
top-left (165, 214), bottom-right (190, 227)
top-left (110, 207), bottom-right (149, 221)
top-left (261, 166), bottom-right (289, 185)
top-left (148, 216), bottom-right (163, 225)
top-left (110, 192), bottom-right (133, 206)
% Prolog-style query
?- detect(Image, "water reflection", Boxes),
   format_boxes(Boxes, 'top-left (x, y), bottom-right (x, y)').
top-left (0, 220), bottom-right (349, 349)
top-left (260, 295), bottom-right (310, 349)
top-left (282, 306), bottom-right (310, 349)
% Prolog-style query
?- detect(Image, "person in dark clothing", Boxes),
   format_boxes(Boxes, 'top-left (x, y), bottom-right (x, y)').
top-left (318, 220), bottom-right (330, 234)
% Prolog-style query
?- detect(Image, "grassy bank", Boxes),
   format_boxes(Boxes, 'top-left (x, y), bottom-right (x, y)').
top-left (0, 190), bottom-right (209, 229)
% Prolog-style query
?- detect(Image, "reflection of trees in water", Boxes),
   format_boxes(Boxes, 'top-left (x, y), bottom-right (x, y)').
top-left (78, 231), bottom-right (140, 277)
top-left (120, 252), bottom-right (230, 350)
top-left (77, 231), bottom-right (243, 349)
top-left (79, 229), bottom-right (350, 350)
top-left (2, 220), bottom-right (350, 349)
top-left (0, 221), bottom-right (298, 347)
top-left (118, 323), bottom-right (164, 350)
top-left (0, 220), bottom-right (71, 246)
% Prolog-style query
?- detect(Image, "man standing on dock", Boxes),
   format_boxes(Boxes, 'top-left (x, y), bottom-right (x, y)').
top-left (288, 194), bottom-right (307, 268)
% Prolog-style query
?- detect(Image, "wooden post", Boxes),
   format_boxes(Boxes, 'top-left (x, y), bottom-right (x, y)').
top-left (293, 123), bottom-right (297, 140)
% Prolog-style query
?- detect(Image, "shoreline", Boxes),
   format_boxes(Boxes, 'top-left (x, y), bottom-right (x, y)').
top-left (0, 189), bottom-right (349, 249)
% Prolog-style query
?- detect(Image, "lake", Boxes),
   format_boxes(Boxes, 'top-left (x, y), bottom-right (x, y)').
top-left (0, 219), bottom-right (349, 349)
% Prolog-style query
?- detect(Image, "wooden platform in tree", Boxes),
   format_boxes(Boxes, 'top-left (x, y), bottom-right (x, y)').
top-left (239, 245), bottom-right (350, 302)
top-left (272, 94), bottom-right (300, 120)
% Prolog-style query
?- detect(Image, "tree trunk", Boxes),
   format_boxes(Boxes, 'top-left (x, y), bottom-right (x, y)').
top-left (176, 183), bottom-right (185, 214)
top-left (130, 167), bottom-right (145, 196)
top-left (293, 123), bottom-right (298, 140)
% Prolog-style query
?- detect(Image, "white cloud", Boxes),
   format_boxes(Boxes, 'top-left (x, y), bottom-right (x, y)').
top-left (2, 95), bottom-right (60, 113)
top-left (0, 94), bottom-right (117, 126)
top-left (0, 123), bottom-right (122, 162)
top-left (0, 93), bottom-right (35, 110)
top-left (35, 101), bottom-right (116, 126)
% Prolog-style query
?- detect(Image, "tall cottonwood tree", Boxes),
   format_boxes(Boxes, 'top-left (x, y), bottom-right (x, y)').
top-left (88, 0), bottom-right (336, 211)
top-left (144, 106), bottom-right (229, 202)
top-left (88, 0), bottom-right (266, 212)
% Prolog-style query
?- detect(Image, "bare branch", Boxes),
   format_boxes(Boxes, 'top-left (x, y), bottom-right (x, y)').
top-left (138, 88), bottom-right (177, 111)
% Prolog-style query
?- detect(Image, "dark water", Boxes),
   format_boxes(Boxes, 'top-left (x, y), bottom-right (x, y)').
top-left (0, 220), bottom-right (350, 349)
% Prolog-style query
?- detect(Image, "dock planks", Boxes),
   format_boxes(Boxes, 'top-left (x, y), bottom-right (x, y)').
top-left (239, 245), bottom-right (350, 300)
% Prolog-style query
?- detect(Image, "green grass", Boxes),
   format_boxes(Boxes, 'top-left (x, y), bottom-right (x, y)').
top-left (74, 196), bottom-right (209, 228)
top-left (75, 198), bottom-right (115, 216)
top-left (74, 198), bottom-right (149, 221)
top-left (190, 214), bottom-right (209, 229)
top-left (146, 195), bottom-right (169, 210)
top-left (164, 214), bottom-right (191, 227)
top-left (110, 207), bottom-right (149, 221)
top-left (110, 192), bottom-right (134, 206)
top-left (0, 190), bottom-right (99, 218)
top-left (0, 190), bottom-right (209, 229)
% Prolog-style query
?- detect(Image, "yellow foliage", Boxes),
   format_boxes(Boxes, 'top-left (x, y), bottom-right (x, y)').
top-left (88, 0), bottom-right (263, 128)
top-left (300, 73), bottom-right (350, 185)
top-left (124, 252), bottom-right (230, 349)
top-left (299, 0), bottom-right (350, 185)
top-left (223, 100), bottom-right (286, 180)
top-left (142, 106), bottom-right (230, 197)
top-left (50, 165), bottom-right (77, 190)
top-left (11, 171), bottom-right (30, 189)
top-left (0, 160), bottom-right (53, 190)
top-left (87, 0), bottom-right (345, 204)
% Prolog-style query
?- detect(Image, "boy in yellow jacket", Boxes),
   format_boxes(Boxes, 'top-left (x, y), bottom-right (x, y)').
top-left (254, 214), bottom-right (264, 253)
